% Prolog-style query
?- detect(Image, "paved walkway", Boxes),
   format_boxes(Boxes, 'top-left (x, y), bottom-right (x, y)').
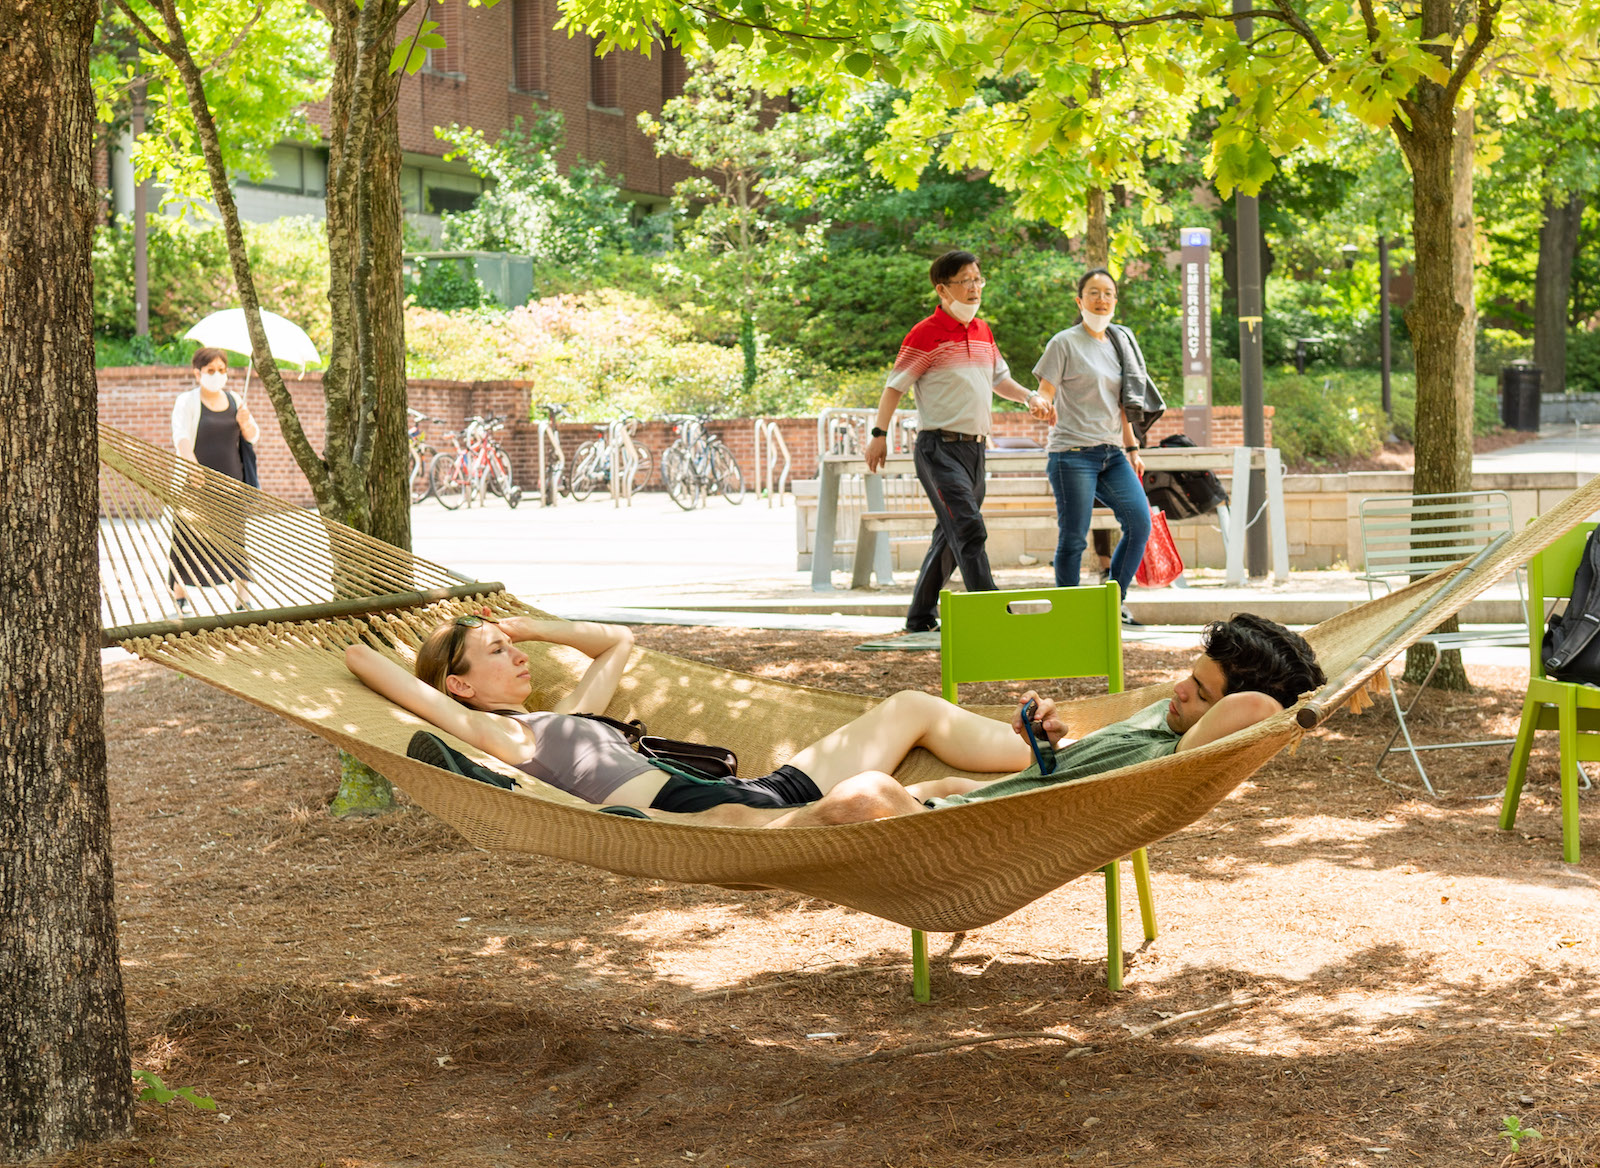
top-left (409, 425), bottom-right (1600, 647)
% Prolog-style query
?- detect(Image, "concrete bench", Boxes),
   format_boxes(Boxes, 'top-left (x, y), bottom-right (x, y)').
top-left (851, 508), bottom-right (1118, 589)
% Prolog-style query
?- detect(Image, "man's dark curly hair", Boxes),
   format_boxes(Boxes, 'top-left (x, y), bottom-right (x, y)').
top-left (1200, 613), bottom-right (1325, 708)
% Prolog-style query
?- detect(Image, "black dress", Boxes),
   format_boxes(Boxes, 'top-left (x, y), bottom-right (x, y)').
top-left (169, 394), bottom-right (251, 588)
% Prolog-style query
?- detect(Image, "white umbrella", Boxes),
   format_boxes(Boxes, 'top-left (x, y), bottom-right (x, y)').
top-left (184, 308), bottom-right (322, 369)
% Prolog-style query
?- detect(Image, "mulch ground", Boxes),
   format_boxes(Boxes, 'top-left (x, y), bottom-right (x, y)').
top-left (35, 628), bottom-right (1600, 1168)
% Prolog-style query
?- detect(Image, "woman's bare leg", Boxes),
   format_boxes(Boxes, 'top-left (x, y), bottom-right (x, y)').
top-left (785, 691), bottom-right (1030, 793)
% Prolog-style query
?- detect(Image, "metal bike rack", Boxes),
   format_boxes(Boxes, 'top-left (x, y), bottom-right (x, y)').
top-left (753, 418), bottom-right (791, 507)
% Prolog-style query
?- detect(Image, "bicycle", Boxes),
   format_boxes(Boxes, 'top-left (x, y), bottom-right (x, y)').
top-left (568, 413), bottom-right (652, 501)
top-left (659, 414), bottom-right (744, 511)
top-left (428, 415), bottom-right (522, 510)
top-left (407, 408), bottom-right (440, 504)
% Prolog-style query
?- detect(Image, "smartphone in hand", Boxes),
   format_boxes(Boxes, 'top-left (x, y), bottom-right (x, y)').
top-left (1020, 698), bottom-right (1057, 774)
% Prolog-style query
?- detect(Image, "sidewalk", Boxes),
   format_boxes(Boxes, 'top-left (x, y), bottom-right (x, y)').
top-left (410, 424), bottom-right (1600, 640)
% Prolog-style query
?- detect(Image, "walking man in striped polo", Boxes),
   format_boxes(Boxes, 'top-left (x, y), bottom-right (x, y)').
top-left (864, 250), bottom-right (1054, 633)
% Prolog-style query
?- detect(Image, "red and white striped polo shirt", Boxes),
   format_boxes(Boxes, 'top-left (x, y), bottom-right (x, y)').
top-left (885, 305), bottom-right (1011, 437)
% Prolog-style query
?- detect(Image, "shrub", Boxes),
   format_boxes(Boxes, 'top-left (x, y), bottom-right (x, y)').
top-left (93, 215), bottom-right (331, 358)
top-left (1566, 327), bottom-right (1600, 393)
top-left (407, 257), bottom-right (488, 311)
top-left (1477, 326), bottom-right (1532, 374)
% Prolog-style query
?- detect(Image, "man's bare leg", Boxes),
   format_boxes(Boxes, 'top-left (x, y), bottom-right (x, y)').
top-left (785, 691), bottom-right (1030, 792)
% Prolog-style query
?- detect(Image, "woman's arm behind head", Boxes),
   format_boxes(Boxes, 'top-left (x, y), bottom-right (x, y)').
top-left (343, 642), bottom-right (533, 765)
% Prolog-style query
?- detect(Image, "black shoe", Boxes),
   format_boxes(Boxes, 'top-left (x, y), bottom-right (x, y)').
top-left (406, 731), bottom-right (516, 790)
top-left (904, 619), bottom-right (940, 633)
top-left (1120, 606), bottom-right (1143, 628)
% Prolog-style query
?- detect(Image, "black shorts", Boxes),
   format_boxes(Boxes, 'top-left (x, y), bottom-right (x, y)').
top-left (648, 764), bottom-right (822, 813)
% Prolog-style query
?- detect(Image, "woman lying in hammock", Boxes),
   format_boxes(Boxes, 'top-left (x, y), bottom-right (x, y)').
top-left (346, 611), bottom-right (1322, 829)
top-left (345, 611), bottom-right (1040, 819)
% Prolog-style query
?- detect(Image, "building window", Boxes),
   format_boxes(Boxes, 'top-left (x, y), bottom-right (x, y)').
top-left (428, 1), bottom-right (464, 76)
top-left (511, 0), bottom-right (545, 92)
top-left (245, 143), bottom-right (329, 197)
top-left (662, 44), bottom-right (686, 100)
top-left (589, 37), bottom-right (619, 110)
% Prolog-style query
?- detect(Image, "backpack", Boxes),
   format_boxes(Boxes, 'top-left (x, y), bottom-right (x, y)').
top-left (1141, 434), bottom-right (1230, 520)
top-left (1542, 525), bottom-right (1600, 685)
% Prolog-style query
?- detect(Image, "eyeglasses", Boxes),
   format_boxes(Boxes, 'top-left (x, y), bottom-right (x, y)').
top-left (944, 276), bottom-right (986, 289)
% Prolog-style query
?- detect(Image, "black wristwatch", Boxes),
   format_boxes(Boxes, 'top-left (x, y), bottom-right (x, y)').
top-left (870, 426), bottom-right (889, 438)
top-left (1124, 445), bottom-right (1139, 453)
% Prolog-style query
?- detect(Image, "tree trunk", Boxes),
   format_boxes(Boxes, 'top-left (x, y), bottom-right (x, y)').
top-left (0, 0), bottom-right (136, 1156)
top-left (1086, 186), bottom-right (1109, 267)
top-left (1405, 103), bottom-right (1477, 689)
top-left (1534, 192), bottom-right (1585, 394)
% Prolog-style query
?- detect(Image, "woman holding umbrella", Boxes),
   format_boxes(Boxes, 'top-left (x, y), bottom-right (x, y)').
top-left (169, 346), bottom-right (261, 612)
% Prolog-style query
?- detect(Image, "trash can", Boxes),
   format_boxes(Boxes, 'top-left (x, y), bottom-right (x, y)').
top-left (1500, 361), bottom-right (1542, 431)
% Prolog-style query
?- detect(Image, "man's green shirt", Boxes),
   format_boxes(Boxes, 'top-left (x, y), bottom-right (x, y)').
top-left (928, 699), bottom-right (1180, 809)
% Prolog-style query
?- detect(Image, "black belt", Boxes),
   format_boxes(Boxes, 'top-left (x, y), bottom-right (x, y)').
top-left (919, 429), bottom-right (985, 443)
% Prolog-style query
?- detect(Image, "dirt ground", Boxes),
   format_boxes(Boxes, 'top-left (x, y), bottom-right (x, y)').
top-left (38, 627), bottom-right (1599, 1168)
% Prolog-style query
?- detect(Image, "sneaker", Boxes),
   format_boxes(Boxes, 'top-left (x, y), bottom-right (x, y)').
top-left (1121, 606), bottom-right (1143, 628)
top-left (406, 731), bottom-right (516, 791)
top-left (598, 805), bottom-right (652, 819)
top-left (904, 619), bottom-right (940, 633)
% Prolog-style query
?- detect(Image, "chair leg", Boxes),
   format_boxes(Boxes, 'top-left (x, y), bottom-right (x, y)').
top-left (911, 929), bottom-right (930, 1003)
top-left (1378, 659), bottom-right (1440, 793)
top-left (1558, 691), bottom-right (1582, 864)
top-left (1500, 696), bottom-right (1541, 833)
top-left (1103, 861), bottom-right (1123, 992)
top-left (1131, 847), bottom-right (1156, 942)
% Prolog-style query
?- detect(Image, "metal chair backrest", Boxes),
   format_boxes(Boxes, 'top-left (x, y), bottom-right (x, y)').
top-left (939, 584), bottom-right (1124, 704)
top-left (1359, 490), bottom-right (1523, 603)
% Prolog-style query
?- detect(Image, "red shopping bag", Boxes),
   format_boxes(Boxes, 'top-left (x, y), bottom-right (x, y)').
top-left (1134, 506), bottom-right (1184, 589)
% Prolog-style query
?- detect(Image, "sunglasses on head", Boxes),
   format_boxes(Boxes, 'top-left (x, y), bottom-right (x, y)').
top-left (452, 614), bottom-right (496, 629)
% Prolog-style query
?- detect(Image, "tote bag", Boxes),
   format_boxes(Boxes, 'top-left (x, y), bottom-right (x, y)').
top-left (1134, 506), bottom-right (1184, 589)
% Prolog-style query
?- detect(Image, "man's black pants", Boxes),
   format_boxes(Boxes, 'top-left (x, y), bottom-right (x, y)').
top-left (906, 431), bottom-right (996, 630)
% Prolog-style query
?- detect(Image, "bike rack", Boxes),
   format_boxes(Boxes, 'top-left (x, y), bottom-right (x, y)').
top-left (535, 420), bottom-right (564, 508)
top-left (609, 419), bottom-right (640, 508)
top-left (753, 418), bottom-right (791, 507)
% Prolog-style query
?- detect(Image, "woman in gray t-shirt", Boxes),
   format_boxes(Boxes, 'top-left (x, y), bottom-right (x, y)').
top-left (1032, 268), bottom-right (1151, 609)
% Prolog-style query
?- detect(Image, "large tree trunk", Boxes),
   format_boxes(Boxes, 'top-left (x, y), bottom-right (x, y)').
top-left (1534, 192), bottom-right (1585, 394)
top-left (1405, 104), bottom-right (1478, 689)
top-left (326, 0), bottom-right (408, 816)
top-left (0, 0), bottom-right (136, 1156)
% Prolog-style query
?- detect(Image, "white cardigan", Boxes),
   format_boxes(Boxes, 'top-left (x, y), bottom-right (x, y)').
top-left (171, 388), bottom-right (258, 454)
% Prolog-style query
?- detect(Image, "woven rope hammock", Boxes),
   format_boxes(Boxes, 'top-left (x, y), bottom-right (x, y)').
top-left (97, 423), bottom-right (1600, 933)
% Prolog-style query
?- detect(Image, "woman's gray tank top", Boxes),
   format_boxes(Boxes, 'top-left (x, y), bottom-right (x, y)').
top-left (495, 710), bottom-right (657, 803)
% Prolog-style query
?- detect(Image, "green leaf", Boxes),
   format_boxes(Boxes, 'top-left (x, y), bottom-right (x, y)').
top-left (844, 52), bottom-right (872, 78)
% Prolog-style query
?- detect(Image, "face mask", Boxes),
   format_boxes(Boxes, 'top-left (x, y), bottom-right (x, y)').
top-left (944, 298), bottom-right (980, 325)
top-left (1080, 309), bottom-right (1113, 332)
top-left (199, 370), bottom-right (228, 392)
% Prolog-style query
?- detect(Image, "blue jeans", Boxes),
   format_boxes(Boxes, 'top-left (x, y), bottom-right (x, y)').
top-left (1046, 446), bottom-right (1152, 597)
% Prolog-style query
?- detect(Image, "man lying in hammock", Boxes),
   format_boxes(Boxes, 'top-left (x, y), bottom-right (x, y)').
top-left (347, 610), bottom-right (1321, 828)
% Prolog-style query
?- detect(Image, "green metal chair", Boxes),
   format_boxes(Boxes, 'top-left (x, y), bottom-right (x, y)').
top-left (1502, 522), bottom-right (1596, 863)
top-left (913, 583), bottom-right (1155, 1001)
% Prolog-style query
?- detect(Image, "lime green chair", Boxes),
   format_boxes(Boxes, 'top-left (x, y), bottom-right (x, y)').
top-left (1502, 522), bottom-right (1596, 863)
top-left (916, 583), bottom-right (1155, 1001)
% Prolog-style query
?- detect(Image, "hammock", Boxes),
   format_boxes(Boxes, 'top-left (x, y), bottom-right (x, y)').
top-left (97, 423), bottom-right (1598, 933)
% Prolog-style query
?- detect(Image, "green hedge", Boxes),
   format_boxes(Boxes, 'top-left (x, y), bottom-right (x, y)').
top-left (93, 215), bottom-right (330, 361)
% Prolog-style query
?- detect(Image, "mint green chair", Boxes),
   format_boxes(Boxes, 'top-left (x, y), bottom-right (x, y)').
top-left (915, 583), bottom-right (1154, 1001)
top-left (1502, 522), bottom-right (1596, 863)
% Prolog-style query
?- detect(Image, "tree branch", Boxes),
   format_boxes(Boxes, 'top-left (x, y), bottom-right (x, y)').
top-left (1442, 0), bottom-right (1504, 109)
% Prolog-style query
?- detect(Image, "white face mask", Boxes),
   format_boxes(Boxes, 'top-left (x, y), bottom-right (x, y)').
top-left (199, 369), bottom-right (228, 392)
top-left (944, 298), bottom-right (980, 325)
top-left (1080, 309), bottom-right (1113, 332)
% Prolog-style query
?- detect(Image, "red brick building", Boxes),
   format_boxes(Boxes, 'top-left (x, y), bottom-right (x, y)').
top-left (104, 5), bottom-right (692, 238)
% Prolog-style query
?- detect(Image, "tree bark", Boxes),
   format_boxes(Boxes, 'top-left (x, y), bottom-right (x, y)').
top-left (1534, 192), bottom-right (1585, 394)
top-left (0, 0), bottom-right (136, 1156)
top-left (1405, 103), bottom-right (1478, 689)
top-left (1085, 186), bottom-right (1109, 267)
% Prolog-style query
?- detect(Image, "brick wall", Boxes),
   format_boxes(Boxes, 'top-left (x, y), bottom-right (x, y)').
top-left (297, 2), bottom-right (690, 201)
top-left (98, 370), bottom-right (1272, 506)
